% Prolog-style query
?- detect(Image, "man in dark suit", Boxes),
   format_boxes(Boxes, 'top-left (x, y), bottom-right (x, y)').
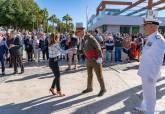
top-left (8, 31), bottom-right (24, 74)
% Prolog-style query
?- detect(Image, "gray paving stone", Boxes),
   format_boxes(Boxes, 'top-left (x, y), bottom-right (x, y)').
top-left (0, 61), bottom-right (165, 114)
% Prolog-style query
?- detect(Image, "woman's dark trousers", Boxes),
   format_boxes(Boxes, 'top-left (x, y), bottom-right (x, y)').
top-left (49, 59), bottom-right (61, 91)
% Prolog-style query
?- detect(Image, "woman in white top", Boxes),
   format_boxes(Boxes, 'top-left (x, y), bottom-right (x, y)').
top-left (48, 33), bottom-right (66, 97)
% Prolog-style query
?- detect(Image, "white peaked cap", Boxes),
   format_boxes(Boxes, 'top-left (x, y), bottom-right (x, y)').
top-left (144, 10), bottom-right (161, 25)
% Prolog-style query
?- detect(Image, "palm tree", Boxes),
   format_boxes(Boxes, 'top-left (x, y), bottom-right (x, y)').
top-left (62, 14), bottom-right (72, 32)
top-left (48, 14), bottom-right (61, 32)
top-left (58, 22), bottom-right (66, 33)
top-left (48, 15), bottom-right (60, 26)
top-left (41, 8), bottom-right (49, 31)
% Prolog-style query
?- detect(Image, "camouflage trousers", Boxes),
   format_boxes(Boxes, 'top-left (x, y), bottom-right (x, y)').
top-left (85, 59), bottom-right (106, 91)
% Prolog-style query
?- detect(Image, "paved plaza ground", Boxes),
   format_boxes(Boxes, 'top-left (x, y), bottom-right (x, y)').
top-left (0, 61), bottom-right (165, 114)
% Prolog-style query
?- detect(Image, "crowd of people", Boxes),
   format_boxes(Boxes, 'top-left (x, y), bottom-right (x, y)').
top-left (1, 28), bottom-right (165, 76)
top-left (0, 28), bottom-right (157, 97)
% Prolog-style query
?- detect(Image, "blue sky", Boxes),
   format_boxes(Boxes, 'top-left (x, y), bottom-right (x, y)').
top-left (35, 0), bottom-right (102, 27)
top-left (35, 0), bottom-right (165, 27)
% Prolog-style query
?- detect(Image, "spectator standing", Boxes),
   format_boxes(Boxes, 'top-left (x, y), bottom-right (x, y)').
top-left (136, 33), bottom-right (144, 61)
top-left (24, 34), bottom-right (33, 61)
top-left (123, 35), bottom-right (132, 62)
top-left (94, 29), bottom-right (103, 45)
top-left (32, 36), bottom-right (40, 62)
top-left (114, 33), bottom-right (123, 62)
top-left (39, 33), bottom-right (48, 60)
top-left (8, 31), bottom-right (24, 74)
top-left (105, 34), bottom-right (114, 62)
top-left (67, 31), bottom-right (79, 70)
top-left (0, 31), bottom-right (8, 75)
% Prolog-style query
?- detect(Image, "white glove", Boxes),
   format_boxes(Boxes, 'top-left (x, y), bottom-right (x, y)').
top-left (96, 57), bottom-right (103, 64)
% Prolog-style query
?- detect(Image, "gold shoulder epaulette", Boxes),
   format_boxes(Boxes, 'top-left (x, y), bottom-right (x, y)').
top-left (156, 35), bottom-right (161, 39)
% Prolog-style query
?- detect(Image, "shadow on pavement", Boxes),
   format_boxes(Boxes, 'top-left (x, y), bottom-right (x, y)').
top-left (122, 65), bottom-right (139, 71)
top-left (5, 72), bottom-right (52, 83)
top-left (0, 93), bottom-right (91, 114)
top-left (70, 85), bottom-right (142, 114)
top-left (0, 73), bottom-right (14, 77)
top-left (5, 67), bottom-right (87, 82)
top-left (1, 81), bottom-right (165, 114)
top-left (71, 80), bottom-right (165, 114)
top-left (39, 68), bottom-right (87, 79)
top-left (0, 84), bottom-right (141, 114)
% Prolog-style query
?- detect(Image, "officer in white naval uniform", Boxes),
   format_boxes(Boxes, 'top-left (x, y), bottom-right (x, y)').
top-left (135, 10), bottom-right (165, 114)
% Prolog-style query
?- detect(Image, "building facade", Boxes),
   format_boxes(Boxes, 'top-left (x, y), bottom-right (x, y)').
top-left (88, 12), bottom-right (165, 35)
top-left (88, 0), bottom-right (165, 35)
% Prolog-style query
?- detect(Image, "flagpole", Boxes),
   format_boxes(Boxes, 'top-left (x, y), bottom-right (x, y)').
top-left (86, 6), bottom-right (89, 31)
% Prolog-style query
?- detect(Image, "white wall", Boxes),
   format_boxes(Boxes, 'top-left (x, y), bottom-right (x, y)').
top-left (90, 15), bottom-right (165, 30)
top-left (107, 25), bottom-right (120, 33)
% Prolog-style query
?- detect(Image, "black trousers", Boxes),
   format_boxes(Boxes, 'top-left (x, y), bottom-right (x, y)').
top-left (8, 56), bottom-right (12, 67)
top-left (45, 49), bottom-right (49, 60)
top-left (42, 49), bottom-right (49, 60)
top-left (27, 51), bottom-right (33, 61)
top-left (0, 57), bottom-right (5, 73)
top-left (11, 55), bottom-right (24, 72)
top-left (49, 58), bottom-right (61, 91)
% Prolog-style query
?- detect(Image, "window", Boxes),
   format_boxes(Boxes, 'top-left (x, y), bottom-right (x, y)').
top-left (132, 26), bottom-right (139, 35)
top-left (102, 25), bottom-right (107, 33)
top-left (120, 26), bottom-right (139, 35)
top-left (120, 26), bottom-right (130, 34)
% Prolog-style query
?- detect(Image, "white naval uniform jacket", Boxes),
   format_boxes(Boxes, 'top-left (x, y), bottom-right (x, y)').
top-left (138, 32), bottom-right (165, 81)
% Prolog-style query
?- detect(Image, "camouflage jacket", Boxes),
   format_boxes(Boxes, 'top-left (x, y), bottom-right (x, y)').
top-left (82, 34), bottom-right (103, 59)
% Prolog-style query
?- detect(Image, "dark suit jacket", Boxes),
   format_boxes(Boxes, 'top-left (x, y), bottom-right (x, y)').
top-left (8, 37), bottom-right (23, 56)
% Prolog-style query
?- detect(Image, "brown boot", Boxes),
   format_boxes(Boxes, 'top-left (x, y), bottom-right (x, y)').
top-left (97, 89), bottom-right (106, 97)
top-left (82, 89), bottom-right (93, 94)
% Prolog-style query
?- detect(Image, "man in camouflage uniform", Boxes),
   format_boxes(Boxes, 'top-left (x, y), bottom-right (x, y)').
top-left (77, 28), bottom-right (106, 97)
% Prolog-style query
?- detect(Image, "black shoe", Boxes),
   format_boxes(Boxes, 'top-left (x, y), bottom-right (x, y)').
top-left (2, 72), bottom-right (5, 76)
top-left (98, 89), bottom-right (106, 97)
top-left (65, 68), bottom-right (71, 71)
top-left (20, 70), bottom-right (24, 74)
top-left (13, 71), bottom-right (18, 74)
top-left (82, 89), bottom-right (93, 94)
top-left (119, 60), bottom-right (122, 62)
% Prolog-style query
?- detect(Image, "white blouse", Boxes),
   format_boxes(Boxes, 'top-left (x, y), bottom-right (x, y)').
top-left (49, 43), bottom-right (66, 58)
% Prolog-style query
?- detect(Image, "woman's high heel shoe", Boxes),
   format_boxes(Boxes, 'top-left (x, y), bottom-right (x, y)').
top-left (57, 91), bottom-right (65, 97)
top-left (49, 88), bottom-right (56, 95)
